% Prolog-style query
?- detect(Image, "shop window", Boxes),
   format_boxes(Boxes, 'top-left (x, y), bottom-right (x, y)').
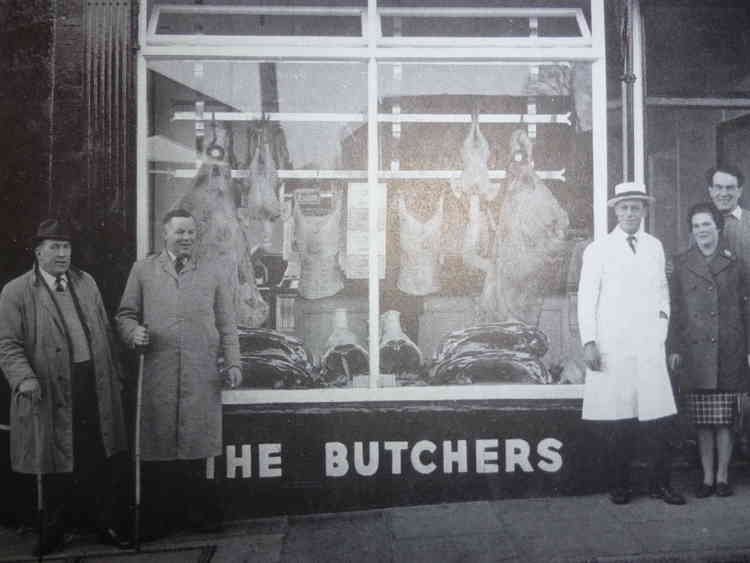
top-left (140, 1), bottom-right (605, 401)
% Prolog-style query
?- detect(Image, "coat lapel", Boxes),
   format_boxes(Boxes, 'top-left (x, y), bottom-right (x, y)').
top-left (684, 246), bottom-right (715, 283)
top-left (159, 251), bottom-right (179, 281)
top-left (708, 245), bottom-right (735, 277)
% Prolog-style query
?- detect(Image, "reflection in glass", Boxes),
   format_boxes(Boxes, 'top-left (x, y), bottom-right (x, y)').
top-left (378, 62), bottom-right (594, 386)
top-left (148, 60), bottom-right (368, 389)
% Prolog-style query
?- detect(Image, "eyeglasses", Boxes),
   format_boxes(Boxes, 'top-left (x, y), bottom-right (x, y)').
top-left (710, 184), bottom-right (740, 192)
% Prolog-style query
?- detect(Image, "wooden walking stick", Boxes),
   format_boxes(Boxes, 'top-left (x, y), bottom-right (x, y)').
top-left (33, 400), bottom-right (44, 563)
top-left (133, 324), bottom-right (148, 552)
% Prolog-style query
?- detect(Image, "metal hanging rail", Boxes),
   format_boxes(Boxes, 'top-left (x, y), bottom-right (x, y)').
top-left (171, 111), bottom-right (573, 126)
top-left (151, 168), bottom-right (567, 182)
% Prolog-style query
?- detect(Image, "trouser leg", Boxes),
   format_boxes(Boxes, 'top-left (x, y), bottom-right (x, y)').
top-left (609, 419), bottom-right (637, 490)
top-left (641, 416), bottom-right (676, 487)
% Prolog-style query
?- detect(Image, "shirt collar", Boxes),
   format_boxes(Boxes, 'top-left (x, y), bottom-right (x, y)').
top-left (38, 267), bottom-right (67, 289)
top-left (730, 207), bottom-right (742, 221)
top-left (614, 223), bottom-right (643, 239)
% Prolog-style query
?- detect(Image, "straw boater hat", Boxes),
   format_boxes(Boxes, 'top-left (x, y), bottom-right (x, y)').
top-left (607, 181), bottom-right (655, 207)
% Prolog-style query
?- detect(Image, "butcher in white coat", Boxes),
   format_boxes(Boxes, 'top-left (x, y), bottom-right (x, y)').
top-left (578, 181), bottom-right (685, 506)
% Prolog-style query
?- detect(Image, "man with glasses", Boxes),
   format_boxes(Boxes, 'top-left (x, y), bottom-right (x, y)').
top-left (706, 164), bottom-right (750, 459)
top-left (707, 164), bottom-right (747, 262)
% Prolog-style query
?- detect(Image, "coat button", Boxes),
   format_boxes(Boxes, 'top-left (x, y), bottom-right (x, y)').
top-left (708, 286), bottom-right (714, 291)
top-left (711, 337), bottom-right (717, 343)
top-left (710, 311), bottom-right (716, 317)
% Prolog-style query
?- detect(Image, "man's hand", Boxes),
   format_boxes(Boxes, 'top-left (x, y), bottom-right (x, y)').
top-left (225, 366), bottom-right (242, 389)
top-left (583, 341), bottom-right (602, 371)
top-left (747, 354), bottom-right (750, 368)
top-left (18, 378), bottom-right (41, 403)
top-left (132, 325), bottom-right (150, 348)
top-left (669, 353), bottom-right (682, 372)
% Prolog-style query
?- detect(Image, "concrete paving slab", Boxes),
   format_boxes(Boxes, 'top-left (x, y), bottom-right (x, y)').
top-left (392, 532), bottom-right (520, 563)
top-left (387, 501), bottom-right (503, 539)
top-left (282, 511), bottom-right (390, 562)
top-left (623, 518), bottom-right (750, 556)
top-left (212, 535), bottom-right (284, 563)
top-left (501, 517), bottom-right (644, 563)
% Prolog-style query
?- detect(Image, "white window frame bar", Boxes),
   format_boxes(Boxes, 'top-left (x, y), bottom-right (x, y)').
top-left (137, 0), bottom-right (608, 403)
top-left (632, 0), bottom-right (645, 187)
top-left (146, 4), bottom-right (590, 49)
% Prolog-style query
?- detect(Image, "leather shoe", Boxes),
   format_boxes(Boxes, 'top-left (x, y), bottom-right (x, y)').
top-left (97, 527), bottom-right (134, 550)
top-left (695, 483), bottom-right (714, 498)
top-left (650, 484), bottom-right (686, 505)
top-left (715, 482), bottom-right (733, 497)
top-left (609, 487), bottom-right (631, 505)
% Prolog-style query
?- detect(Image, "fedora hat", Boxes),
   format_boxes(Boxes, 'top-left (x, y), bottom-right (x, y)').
top-left (607, 181), bottom-right (655, 207)
top-left (31, 218), bottom-right (74, 245)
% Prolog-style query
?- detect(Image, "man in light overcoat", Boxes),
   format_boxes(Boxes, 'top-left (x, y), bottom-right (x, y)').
top-left (116, 208), bottom-right (241, 537)
top-left (0, 219), bottom-right (131, 555)
top-left (578, 182), bottom-right (685, 506)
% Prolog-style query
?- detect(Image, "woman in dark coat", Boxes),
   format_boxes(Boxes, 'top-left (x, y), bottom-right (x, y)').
top-left (668, 202), bottom-right (750, 498)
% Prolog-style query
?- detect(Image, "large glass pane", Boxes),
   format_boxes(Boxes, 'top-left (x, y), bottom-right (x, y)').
top-left (147, 59), bottom-right (368, 390)
top-left (377, 61), bottom-right (593, 387)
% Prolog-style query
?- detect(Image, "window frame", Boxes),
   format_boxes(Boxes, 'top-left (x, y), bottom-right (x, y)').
top-left (137, 1), bottom-right (609, 404)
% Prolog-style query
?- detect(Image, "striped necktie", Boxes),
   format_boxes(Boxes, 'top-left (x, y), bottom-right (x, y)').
top-left (54, 274), bottom-right (65, 292)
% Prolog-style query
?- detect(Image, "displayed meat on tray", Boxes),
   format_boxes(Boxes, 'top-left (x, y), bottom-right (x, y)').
top-left (379, 310), bottom-right (422, 375)
top-left (236, 328), bottom-right (322, 389)
top-left (321, 309), bottom-right (369, 387)
top-left (427, 322), bottom-right (552, 385)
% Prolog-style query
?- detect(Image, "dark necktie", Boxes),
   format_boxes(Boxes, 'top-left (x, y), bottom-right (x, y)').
top-left (54, 274), bottom-right (65, 292)
top-left (627, 235), bottom-right (637, 254)
top-left (175, 256), bottom-right (186, 274)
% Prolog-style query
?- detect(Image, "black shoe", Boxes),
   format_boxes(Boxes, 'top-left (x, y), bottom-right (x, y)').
top-left (609, 487), bottom-right (631, 505)
top-left (650, 484), bottom-right (686, 505)
top-left (695, 483), bottom-right (714, 498)
top-left (32, 523), bottom-right (66, 557)
top-left (715, 482), bottom-right (733, 497)
top-left (97, 527), bottom-right (134, 549)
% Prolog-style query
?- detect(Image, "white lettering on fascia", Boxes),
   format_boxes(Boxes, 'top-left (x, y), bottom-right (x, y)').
top-left (442, 440), bottom-right (468, 473)
top-left (476, 439), bottom-right (499, 473)
top-left (354, 441), bottom-right (379, 476)
top-left (410, 440), bottom-right (437, 474)
top-left (537, 438), bottom-right (563, 472)
top-left (325, 442), bottom-right (349, 477)
top-left (226, 444), bottom-right (252, 478)
top-left (383, 441), bottom-right (409, 474)
top-left (505, 439), bottom-right (533, 473)
top-left (259, 443), bottom-right (283, 478)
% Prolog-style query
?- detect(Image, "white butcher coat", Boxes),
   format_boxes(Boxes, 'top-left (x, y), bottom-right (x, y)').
top-left (577, 225), bottom-right (677, 421)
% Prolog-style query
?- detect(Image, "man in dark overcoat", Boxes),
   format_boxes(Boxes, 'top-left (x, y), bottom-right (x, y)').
top-left (0, 219), bottom-right (131, 556)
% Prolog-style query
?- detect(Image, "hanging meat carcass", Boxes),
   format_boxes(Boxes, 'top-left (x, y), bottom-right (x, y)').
top-left (321, 308), bottom-right (368, 386)
top-left (379, 310), bottom-right (422, 375)
top-left (453, 110), bottom-right (499, 202)
top-left (293, 192), bottom-right (345, 300)
top-left (174, 121), bottom-right (269, 329)
top-left (398, 194), bottom-right (444, 296)
top-left (428, 322), bottom-right (551, 385)
top-left (493, 129), bottom-right (570, 322)
top-left (234, 328), bottom-right (322, 389)
top-left (464, 129), bottom-right (569, 323)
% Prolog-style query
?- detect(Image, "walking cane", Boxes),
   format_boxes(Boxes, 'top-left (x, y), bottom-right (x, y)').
top-left (133, 324), bottom-right (147, 552)
top-left (33, 399), bottom-right (44, 563)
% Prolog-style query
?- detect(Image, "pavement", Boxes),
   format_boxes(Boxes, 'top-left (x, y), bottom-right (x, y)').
top-left (3, 468), bottom-right (750, 562)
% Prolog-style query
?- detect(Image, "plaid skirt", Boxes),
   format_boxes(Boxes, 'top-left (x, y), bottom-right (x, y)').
top-left (684, 392), bottom-right (739, 426)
